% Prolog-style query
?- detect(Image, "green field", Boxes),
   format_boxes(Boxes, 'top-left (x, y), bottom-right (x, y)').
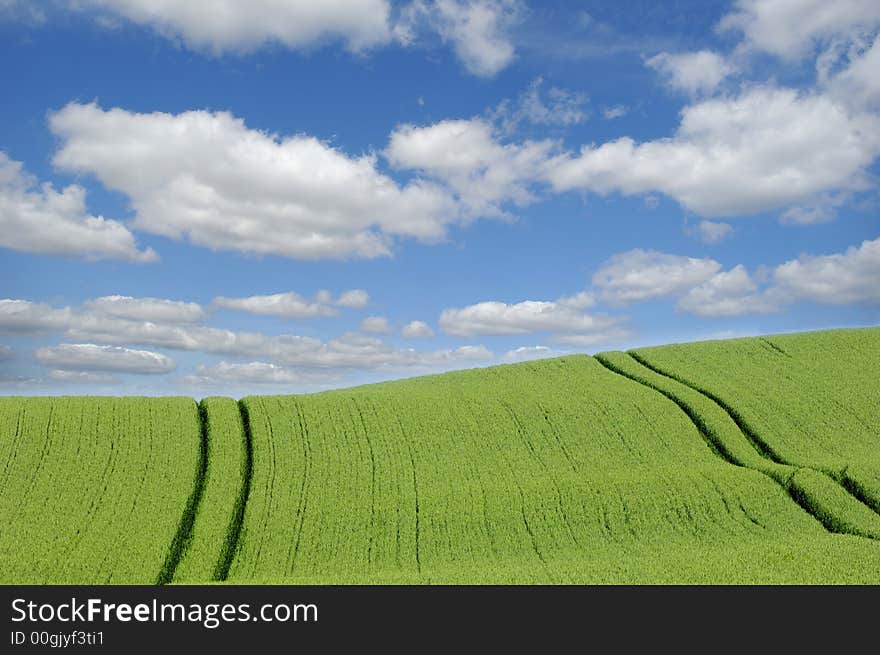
top-left (1, 328), bottom-right (879, 583)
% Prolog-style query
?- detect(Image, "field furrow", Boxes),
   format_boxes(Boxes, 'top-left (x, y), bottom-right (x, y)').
top-left (595, 350), bottom-right (880, 541)
top-left (629, 328), bottom-right (880, 530)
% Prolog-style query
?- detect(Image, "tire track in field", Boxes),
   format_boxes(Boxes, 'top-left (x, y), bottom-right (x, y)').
top-left (759, 337), bottom-right (792, 358)
top-left (595, 352), bottom-right (880, 541)
top-left (214, 399), bottom-right (254, 581)
top-left (627, 353), bottom-right (788, 466)
top-left (157, 399), bottom-right (208, 584)
top-left (627, 351), bottom-right (880, 527)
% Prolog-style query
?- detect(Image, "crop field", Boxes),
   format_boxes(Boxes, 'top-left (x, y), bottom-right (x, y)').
top-left (1, 327), bottom-right (879, 584)
top-left (628, 328), bottom-right (880, 521)
top-left (0, 397), bottom-right (201, 584)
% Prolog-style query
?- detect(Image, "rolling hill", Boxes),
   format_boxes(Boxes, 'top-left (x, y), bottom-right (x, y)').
top-left (2, 327), bottom-right (878, 584)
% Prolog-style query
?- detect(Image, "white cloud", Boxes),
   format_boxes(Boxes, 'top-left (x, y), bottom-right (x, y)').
top-left (49, 102), bottom-right (458, 261)
top-left (76, 0), bottom-right (392, 54)
top-left (502, 345), bottom-right (562, 362)
top-left (2, 296), bottom-right (487, 379)
top-left (0, 344), bottom-right (13, 360)
top-left (779, 194), bottom-right (845, 224)
top-left (186, 361), bottom-right (319, 385)
top-left (0, 152), bottom-right (156, 262)
top-left (772, 236), bottom-right (880, 304)
top-left (827, 35), bottom-right (880, 112)
top-left (677, 265), bottom-right (777, 316)
top-left (214, 289), bottom-right (369, 317)
top-left (719, 0), bottom-right (880, 60)
top-left (401, 320), bottom-right (435, 338)
top-left (439, 292), bottom-right (618, 341)
top-left (386, 118), bottom-right (555, 217)
top-left (602, 105), bottom-right (628, 120)
top-left (645, 237), bottom-right (880, 316)
top-left (336, 289), bottom-right (370, 308)
top-left (552, 329), bottom-right (633, 347)
top-left (492, 77), bottom-right (587, 133)
top-left (48, 369), bottom-right (117, 384)
top-left (35, 343), bottom-right (176, 374)
top-left (646, 50), bottom-right (734, 96)
top-left (359, 316), bottom-right (393, 333)
top-left (0, 300), bottom-right (73, 334)
top-left (397, 0), bottom-right (522, 77)
top-left (545, 86), bottom-right (880, 219)
top-left (694, 220), bottom-right (733, 244)
top-left (2, 297), bottom-right (490, 373)
top-left (84, 295), bottom-right (206, 323)
top-left (592, 249), bottom-right (722, 303)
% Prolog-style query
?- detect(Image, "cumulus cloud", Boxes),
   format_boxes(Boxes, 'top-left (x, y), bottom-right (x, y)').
top-left (84, 295), bottom-right (205, 323)
top-left (386, 117), bottom-right (555, 217)
top-left (439, 292), bottom-right (622, 344)
top-left (645, 50), bottom-right (734, 96)
top-left (48, 369), bottom-right (117, 384)
top-left (592, 249), bottom-right (722, 303)
top-left (772, 236), bottom-right (880, 305)
top-left (0, 344), bottom-right (13, 360)
top-left (359, 316), bottom-right (392, 333)
top-left (35, 343), bottom-right (176, 374)
top-left (213, 290), bottom-right (366, 318)
top-left (75, 0), bottom-right (392, 54)
top-left (694, 220), bottom-right (733, 244)
top-left (397, 0), bottom-right (522, 77)
top-left (0, 152), bottom-right (156, 262)
top-left (401, 320), bottom-right (435, 338)
top-left (49, 102), bottom-right (457, 261)
top-left (545, 86), bottom-right (880, 219)
top-left (621, 237), bottom-right (880, 317)
top-left (719, 0), bottom-right (880, 60)
top-left (677, 265), bottom-right (777, 316)
top-left (825, 35), bottom-right (880, 112)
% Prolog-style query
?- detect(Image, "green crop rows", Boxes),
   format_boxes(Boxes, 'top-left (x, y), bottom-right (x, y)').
top-left (1, 328), bottom-right (879, 584)
top-left (0, 397), bottom-right (201, 584)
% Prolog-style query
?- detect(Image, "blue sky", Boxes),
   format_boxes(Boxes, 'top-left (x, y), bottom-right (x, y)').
top-left (1, 0), bottom-right (878, 397)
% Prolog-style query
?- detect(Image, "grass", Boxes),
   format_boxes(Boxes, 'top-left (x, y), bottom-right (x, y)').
top-left (226, 351), bottom-right (880, 583)
top-left (629, 327), bottom-right (880, 520)
top-left (1, 327), bottom-right (878, 584)
top-left (0, 397), bottom-right (200, 584)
